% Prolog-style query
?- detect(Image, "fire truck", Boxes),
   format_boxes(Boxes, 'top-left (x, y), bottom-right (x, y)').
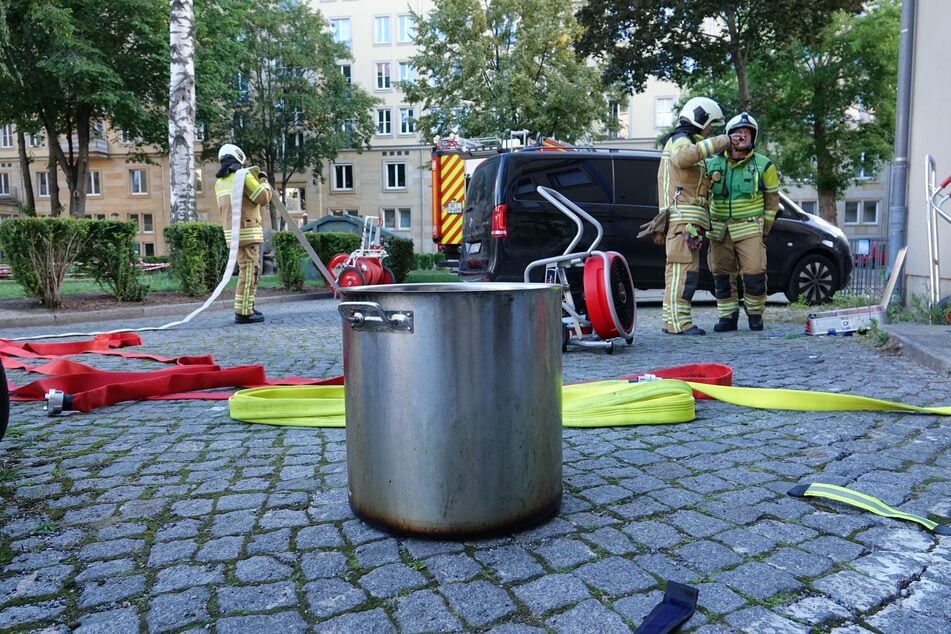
top-left (430, 133), bottom-right (569, 267)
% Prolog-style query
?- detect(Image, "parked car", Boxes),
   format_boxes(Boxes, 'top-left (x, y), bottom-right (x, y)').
top-left (457, 148), bottom-right (852, 305)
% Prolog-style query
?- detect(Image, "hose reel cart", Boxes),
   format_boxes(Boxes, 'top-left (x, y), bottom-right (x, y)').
top-left (524, 186), bottom-right (636, 353)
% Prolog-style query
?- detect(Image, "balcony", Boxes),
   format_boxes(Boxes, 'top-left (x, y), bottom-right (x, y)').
top-left (58, 137), bottom-right (110, 158)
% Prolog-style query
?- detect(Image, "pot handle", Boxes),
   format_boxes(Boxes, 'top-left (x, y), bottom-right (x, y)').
top-left (338, 301), bottom-right (414, 333)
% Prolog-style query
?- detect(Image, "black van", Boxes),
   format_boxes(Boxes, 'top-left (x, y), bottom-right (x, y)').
top-left (457, 148), bottom-right (853, 304)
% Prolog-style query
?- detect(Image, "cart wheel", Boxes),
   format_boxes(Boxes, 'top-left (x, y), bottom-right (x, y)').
top-left (605, 341), bottom-right (616, 355)
top-left (381, 267), bottom-right (396, 284)
top-left (327, 253), bottom-right (350, 280)
top-left (358, 258), bottom-right (384, 285)
top-left (337, 266), bottom-right (366, 288)
top-left (583, 252), bottom-right (636, 340)
top-left (0, 362), bottom-right (8, 441)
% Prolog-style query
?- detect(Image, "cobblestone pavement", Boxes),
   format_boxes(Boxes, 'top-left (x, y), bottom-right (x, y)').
top-left (1, 297), bottom-right (949, 633)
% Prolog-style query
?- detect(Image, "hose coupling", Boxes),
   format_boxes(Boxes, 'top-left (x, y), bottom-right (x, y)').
top-left (44, 389), bottom-right (73, 416)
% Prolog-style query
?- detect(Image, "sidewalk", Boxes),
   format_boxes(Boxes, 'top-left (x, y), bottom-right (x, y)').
top-left (1, 295), bottom-right (948, 632)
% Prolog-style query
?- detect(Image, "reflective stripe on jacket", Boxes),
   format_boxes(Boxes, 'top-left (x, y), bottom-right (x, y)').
top-left (706, 152), bottom-right (779, 241)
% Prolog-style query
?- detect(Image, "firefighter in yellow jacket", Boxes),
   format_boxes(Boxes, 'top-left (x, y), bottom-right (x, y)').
top-left (658, 97), bottom-right (731, 335)
top-left (706, 112), bottom-right (780, 332)
top-left (215, 144), bottom-right (272, 324)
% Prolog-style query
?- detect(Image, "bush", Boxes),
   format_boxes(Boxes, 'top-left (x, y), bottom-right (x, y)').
top-left (164, 222), bottom-right (228, 297)
top-left (414, 253), bottom-right (434, 270)
top-left (272, 231), bottom-right (362, 290)
top-left (78, 220), bottom-right (148, 301)
top-left (142, 255), bottom-right (170, 264)
top-left (0, 217), bottom-right (91, 308)
top-left (382, 236), bottom-right (413, 282)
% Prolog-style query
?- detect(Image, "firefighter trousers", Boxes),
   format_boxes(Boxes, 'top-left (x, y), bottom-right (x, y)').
top-left (663, 222), bottom-right (702, 333)
top-left (235, 243), bottom-right (261, 316)
top-left (708, 231), bottom-right (767, 317)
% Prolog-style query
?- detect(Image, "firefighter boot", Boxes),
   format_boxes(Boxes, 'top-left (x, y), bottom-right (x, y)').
top-left (714, 312), bottom-right (739, 332)
top-left (748, 314), bottom-right (764, 331)
top-left (235, 312), bottom-right (265, 324)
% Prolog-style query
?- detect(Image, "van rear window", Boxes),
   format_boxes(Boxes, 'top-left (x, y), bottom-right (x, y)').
top-left (614, 158), bottom-right (659, 206)
top-left (510, 157), bottom-right (612, 204)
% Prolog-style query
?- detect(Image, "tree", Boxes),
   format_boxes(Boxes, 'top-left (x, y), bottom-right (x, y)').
top-left (403, 0), bottom-right (622, 142)
top-left (0, 0), bottom-right (169, 218)
top-left (575, 0), bottom-right (862, 112)
top-left (169, 0), bottom-right (198, 223)
top-left (750, 0), bottom-right (900, 224)
top-left (227, 0), bottom-right (376, 224)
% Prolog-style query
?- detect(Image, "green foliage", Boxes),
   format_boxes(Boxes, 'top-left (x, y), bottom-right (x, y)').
top-left (381, 236), bottom-right (414, 283)
top-left (404, 0), bottom-right (623, 141)
top-left (889, 293), bottom-right (951, 326)
top-left (414, 253), bottom-right (435, 270)
top-left (272, 231), bottom-right (362, 290)
top-left (0, 218), bottom-right (91, 308)
top-left (576, 0), bottom-right (862, 110)
top-left (227, 0), bottom-right (378, 207)
top-left (163, 223), bottom-right (228, 297)
top-left (78, 221), bottom-right (148, 301)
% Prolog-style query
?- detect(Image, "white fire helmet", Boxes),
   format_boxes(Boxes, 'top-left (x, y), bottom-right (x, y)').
top-left (218, 143), bottom-right (246, 165)
top-left (726, 111), bottom-right (759, 148)
top-left (679, 97), bottom-right (725, 129)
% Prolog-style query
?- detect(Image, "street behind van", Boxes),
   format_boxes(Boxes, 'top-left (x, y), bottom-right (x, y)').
top-left (457, 149), bottom-right (853, 305)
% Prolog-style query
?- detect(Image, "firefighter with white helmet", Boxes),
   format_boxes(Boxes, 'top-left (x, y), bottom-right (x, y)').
top-left (653, 96), bottom-right (731, 335)
top-left (705, 111), bottom-right (780, 331)
top-left (215, 143), bottom-right (273, 324)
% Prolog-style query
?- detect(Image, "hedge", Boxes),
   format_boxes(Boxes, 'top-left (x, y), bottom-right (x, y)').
top-left (164, 222), bottom-right (228, 297)
top-left (78, 220), bottom-right (148, 301)
top-left (0, 217), bottom-right (91, 308)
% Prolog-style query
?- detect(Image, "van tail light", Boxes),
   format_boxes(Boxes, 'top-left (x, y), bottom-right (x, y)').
top-left (490, 203), bottom-right (508, 238)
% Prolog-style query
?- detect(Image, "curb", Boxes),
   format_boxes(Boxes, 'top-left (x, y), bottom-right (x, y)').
top-left (881, 323), bottom-right (951, 376)
top-left (0, 292), bottom-right (333, 330)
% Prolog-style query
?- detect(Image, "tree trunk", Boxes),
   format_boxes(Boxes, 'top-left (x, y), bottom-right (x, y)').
top-left (15, 129), bottom-right (35, 213)
top-left (817, 190), bottom-right (838, 225)
top-left (50, 110), bottom-right (90, 218)
top-left (47, 156), bottom-right (61, 217)
top-left (813, 119), bottom-right (838, 225)
top-left (169, 0), bottom-right (197, 223)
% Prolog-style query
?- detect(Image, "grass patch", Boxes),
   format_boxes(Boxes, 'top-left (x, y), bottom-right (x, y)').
top-left (405, 269), bottom-right (459, 283)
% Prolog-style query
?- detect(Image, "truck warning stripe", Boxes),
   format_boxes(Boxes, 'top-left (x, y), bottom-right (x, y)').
top-left (441, 215), bottom-right (462, 244)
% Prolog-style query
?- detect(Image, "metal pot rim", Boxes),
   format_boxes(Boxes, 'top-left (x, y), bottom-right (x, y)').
top-left (338, 282), bottom-right (561, 294)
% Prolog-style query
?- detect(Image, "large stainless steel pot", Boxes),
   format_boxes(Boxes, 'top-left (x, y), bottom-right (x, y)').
top-left (338, 282), bottom-right (563, 538)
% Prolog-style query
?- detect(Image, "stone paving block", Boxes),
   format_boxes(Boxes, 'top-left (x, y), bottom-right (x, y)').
top-left (196, 536), bottom-right (244, 562)
top-left (566, 511), bottom-right (619, 530)
top-left (215, 493), bottom-right (266, 512)
top-left (154, 519), bottom-right (202, 542)
top-left (340, 519), bottom-right (390, 545)
top-left (611, 497), bottom-right (671, 520)
top-left (147, 540), bottom-right (198, 568)
top-left (0, 599), bottom-right (67, 630)
top-left (218, 611), bottom-right (310, 634)
top-left (514, 517), bottom-right (575, 542)
top-left (581, 484), bottom-right (634, 505)
top-left (800, 536), bottom-right (866, 563)
top-left (235, 555), bottom-right (294, 582)
top-left (675, 540), bottom-right (742, 574)
top-left (393, 589), bottom-right (463, 633)
top-left (304, 578), bottom-right (367, 618)
top-left (441, 580), bottom-right (517, 628)
top-left (813, 571), bottom-right (897, 612)
top-left (723, 606), bottom-right (810, 633)
top-left (154, 564), bottom-right (224, 593)
top-left (78, 575), bottom-right (146, 608)
top-left (474, 545), bottom-right (545, 583)
top-left (634, 553), bottom-right (700, 585)
top-left (146, 587), bottom-right (209, 633)
top-left (247, 528), bottom-right (290, 555)
top-left (314, 608), bottom-right (396, 633)
top-left (717, 562), bottom-right (802, 600)
top-left (300, 550), bottom-right (349, 580)
top-left (514, 573), bottom-right (592, 614)
top-left (579, 526), bottom-right (637, 555)
top-left (424, 553), bottom-right (484, 583)
top-left (853, 526), bottom-right (935, 552)
top-left (747, 519), bottom-right (818, 545)
top-left (217, 581), bottom-right (296, 613)
top-left (780, 595), bottom-right (852, 625)
top-left (800, 510), bottom-right (875, 537)
top-left (546, 598), bottom-right (629, 633)
top-left (358, 562), bottom-right (427, 598)
top-left (296, 524), bottom-right (344, 549)
top-left (694, 582), bottom-right (747, 615)
top-left (0, 565), bottom-right (72, 603)
top-left (533, 537), bottom-right (596, 569)
top-left (210, 510), bottom-right (257, 537)
top-left (355, 537), bottom-right (401, 568)
top-left (866, 604), bottom-right (950, 633)
top-left (765, 547), bottom-right (835, 578)
top-left (573, 556), bottom-right (656, 596)
top-left (403, 538), bottom-right (466, 560)
top-left (74, 606), bottom-right (140, 633)
top-left (75, 559), bottom-right (134, 582)
top-left (611, 590), bottom-right (663, 625)
top-left (666, 510), bottom-right (732, 538)
top-left (648, 487), bottom-right (703, 509)
top-left (850, 551), bottom-right (927, 585)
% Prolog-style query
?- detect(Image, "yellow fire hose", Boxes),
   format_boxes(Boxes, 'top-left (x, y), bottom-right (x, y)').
top-left (229, 378), bottom-right (951, 428)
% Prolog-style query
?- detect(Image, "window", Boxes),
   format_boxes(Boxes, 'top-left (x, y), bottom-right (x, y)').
top-left (331, 18), bottom-right (351, 47)
top-left (799, 200), bottom-right (818, 214)
top-left (91, 213), bottom-right (106, 221)
top-left (330, 208), bottom-right (359, 216)
top-left (0, 173), bottom-right (9, 196)
top-left (195, 169), bottom-right (203, 194)
top-left (608, 100), bottom-right (621, 139)
top-left (375, 63), bottom-right (391, 89)
top-left (376, 108), bottom-right (392, 135)
top-left (28, 131), bottom-right (46, 148)
top-left (130, 169), bottom-right (148, 194)
top-left (383, 207), bottom-right (411, 230)
top-left (374, 16), bottom-right (390, 44)
top-left (88, 171), bottom-right (101, 196)
top-left (0, 125), bottom-right (12, 148)
top-left (399, 108), bottom-right (415, 134)
top-left (91, 120), bottom-right (105, 140)
top-left (333, 163), bottom-right (354, 191)
top-left (398, 62), bottom-right (414, 84)
top-left (119, 129), bottom-right (136, 145)
top-left (143, 243), bottom-right (155, 257)
top-left (37, 172), bottom-right (49, 197)
top-left (655, 97), bottom-right (675, 129)
top-left (397, 15), bottom-right (415, 43)
top-left (845, 200), bottom-right (879, 225)
top-left (339, 63), bottom-right (352, 84)
top-left (385, 163), bottom-right (406, 189)
top-left (143, 213), bottom-right (154, 232)
top-left (129, 213), bottom-right (140, 230)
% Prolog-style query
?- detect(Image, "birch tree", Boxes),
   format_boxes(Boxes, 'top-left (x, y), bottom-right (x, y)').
top-left (170, 0), bottom-right (197, 223)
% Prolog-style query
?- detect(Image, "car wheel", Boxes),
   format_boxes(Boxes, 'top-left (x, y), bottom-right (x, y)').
top-left (785, 253), bottom-right (839, 304)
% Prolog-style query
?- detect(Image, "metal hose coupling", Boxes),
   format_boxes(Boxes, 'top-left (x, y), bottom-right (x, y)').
top-left (44, 389), bottom-right (73, 416)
